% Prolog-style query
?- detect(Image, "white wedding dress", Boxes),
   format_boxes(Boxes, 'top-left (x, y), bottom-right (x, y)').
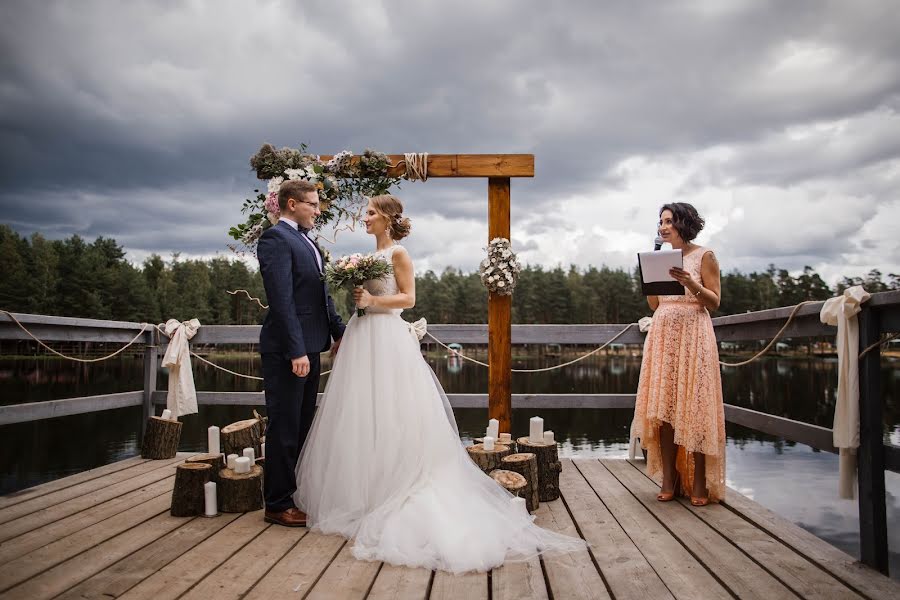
top-left (294, 245), bottom-right (585, 573)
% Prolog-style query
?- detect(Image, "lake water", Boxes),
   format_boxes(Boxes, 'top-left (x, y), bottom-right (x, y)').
top-left (1, 353), bottom-right (898, 577)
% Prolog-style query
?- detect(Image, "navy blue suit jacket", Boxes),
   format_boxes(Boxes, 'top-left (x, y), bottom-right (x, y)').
top-left (257, 221), bottom-right (345, 358)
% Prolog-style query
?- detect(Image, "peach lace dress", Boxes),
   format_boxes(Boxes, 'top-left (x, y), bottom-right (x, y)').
top-left (632, 247), bottom-right (726, 501)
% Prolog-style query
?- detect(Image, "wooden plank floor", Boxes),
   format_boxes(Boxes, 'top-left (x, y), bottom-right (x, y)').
top-left (1, 455), bottom-right (898, 599)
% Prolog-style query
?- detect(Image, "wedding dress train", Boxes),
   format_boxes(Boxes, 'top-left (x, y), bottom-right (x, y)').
top-left (294, 245), bottom-right (584, 573)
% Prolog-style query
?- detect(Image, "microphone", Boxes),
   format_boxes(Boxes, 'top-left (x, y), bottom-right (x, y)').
top-left (654, 235), bottom-right (664, 251)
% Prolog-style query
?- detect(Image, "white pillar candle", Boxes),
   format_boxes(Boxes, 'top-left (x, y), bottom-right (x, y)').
top-left (226, 454), bottom-right (239, 470)
top-left (529, 417), bottom-right (544, 444)
top-left (160, 409), bottom-right (172, 420)
top-left (260, 440), bottom-right (265, 458)
top-left (204, 481), bottom-right (217, 516)
top-left (234, 456), bottom-right (251, 474)
top-left (510, 496), bottom-right (528, 515)
top-left (544, 431), bottom-right (555, 444)
top-left (483, 436), bottom-right (495, 451)
top-left (487, 418), bottom-right (500, 439)
top-left (499, 432), bottom-right (512, 444)
top-left (242, 447), bottom-right (256, 463)
top-left (208, 426), bottom-right (221, 456)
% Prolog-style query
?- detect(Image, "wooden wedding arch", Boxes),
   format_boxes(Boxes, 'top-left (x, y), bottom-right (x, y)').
top-left (320, 153), bottom-right (533, 433)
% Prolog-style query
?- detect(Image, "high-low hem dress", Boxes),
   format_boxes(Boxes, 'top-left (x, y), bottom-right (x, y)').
top-left (632, 246), bottom-right (726, 501)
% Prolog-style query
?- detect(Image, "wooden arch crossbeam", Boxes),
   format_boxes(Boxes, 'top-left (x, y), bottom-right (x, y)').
top-left (319, 153), bottom-right (534, 434)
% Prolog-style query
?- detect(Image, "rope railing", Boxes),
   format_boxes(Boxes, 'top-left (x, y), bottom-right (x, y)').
top-left (3, 299), bottom-right (895, 383)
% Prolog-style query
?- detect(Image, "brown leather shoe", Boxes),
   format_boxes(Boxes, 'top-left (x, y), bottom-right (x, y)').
top-left (264, 507), bottom-right (307, 527)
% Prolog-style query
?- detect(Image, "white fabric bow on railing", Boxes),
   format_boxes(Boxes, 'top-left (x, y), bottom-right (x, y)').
top-left (638, 316), bottom-right (653, 333)
top-left (407, 318), bottom-right (427, 345)
top-left (161, 318), bottom-right (201, 418)
top-left (820, 285), bottom-right (871, 499)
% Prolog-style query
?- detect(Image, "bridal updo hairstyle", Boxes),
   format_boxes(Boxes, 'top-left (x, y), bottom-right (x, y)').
top-left (370, 194), bottom-right (411, 240)
top-left (659, 202), bottom-right (705, 242)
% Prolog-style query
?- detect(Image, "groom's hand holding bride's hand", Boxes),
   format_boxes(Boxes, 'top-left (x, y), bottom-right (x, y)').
top-left (291, 356), bottom-right (311, 378)
top-left (330, 338), bottom-right (342, 358)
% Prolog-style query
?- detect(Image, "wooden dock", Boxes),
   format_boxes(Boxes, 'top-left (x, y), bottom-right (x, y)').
top-left (0, 455), bottom-right (896, 600)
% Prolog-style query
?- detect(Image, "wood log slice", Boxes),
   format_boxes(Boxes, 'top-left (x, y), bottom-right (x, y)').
top-left (474, 436), bottom-right (516, 452)
top-left (221, 418), bottom-right (262, 458)
top-left (516, 437), bottom-right (562, 502)
top-left (185, 453), bottom-right (226, 483)
top-left (489, 469), bottom-right (527, 496)
top-left (218, 465), bottom-right (264, 513)
top-left (501, 453), bottom-right (539, 512)
top-left (141, 416), bottom-right (182, 459)
top-left (170, 463), bottom-right (212, 516)
top-left (466, 443), bottom-right (511, 474)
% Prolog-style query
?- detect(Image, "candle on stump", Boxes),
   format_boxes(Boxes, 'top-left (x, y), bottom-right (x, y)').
top-left (161, 409), bottom-right (172, 420)
top-left (499, 432), bottom-right (512, 444)
top-left (510, 496), bottom-right (528, 515)
top-left (242, 447), bottom-right (255, 463)
top-left (234, 456), bottom-right (251, 474)
top-left (529, 417), bottom-right (544, 444)
top-left (204, 481), bottom-right (217, 516)
top-left (208, 426), bottom-right (221, 456)
top-left (227, 454), bottom-right (239, 470)
top-left (483, 436), bottom-right (495, 451)
top-left (487, 418), bottom-right (500, 439)
top-left (544, 431), bottom-right (555, 444)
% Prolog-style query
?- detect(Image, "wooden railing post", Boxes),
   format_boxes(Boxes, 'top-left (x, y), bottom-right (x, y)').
top-left (857, 305), bottom-right (888, 574)
top-left (140, 328), bottom-right (158, 442)
top-left (488, 177), bottom-right (512, 434)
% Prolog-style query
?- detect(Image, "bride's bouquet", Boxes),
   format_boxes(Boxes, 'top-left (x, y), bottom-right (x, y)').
top-left (324, 253), bottom-right (393, 316)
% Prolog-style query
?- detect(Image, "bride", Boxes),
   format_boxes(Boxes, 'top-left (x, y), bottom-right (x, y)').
top-left (294, 194), bottom-right (584, 573)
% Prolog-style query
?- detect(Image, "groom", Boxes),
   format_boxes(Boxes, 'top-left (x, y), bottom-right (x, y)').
top-left (257, 179), bottom-right (345, 527)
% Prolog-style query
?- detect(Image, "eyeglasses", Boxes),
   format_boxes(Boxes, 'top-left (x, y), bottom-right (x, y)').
top-left (294, 199), bottom-right (321, 209)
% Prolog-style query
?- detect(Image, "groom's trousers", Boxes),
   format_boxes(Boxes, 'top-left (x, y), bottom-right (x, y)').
top-left (261, 351), bottom-right (321, 512)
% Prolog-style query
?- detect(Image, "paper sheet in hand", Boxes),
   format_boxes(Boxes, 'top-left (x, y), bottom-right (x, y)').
top-left (637, 249), bottom-right (684, 296)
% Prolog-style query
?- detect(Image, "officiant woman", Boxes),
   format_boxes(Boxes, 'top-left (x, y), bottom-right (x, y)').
top-left (632, 202), bottom-right (726, 506)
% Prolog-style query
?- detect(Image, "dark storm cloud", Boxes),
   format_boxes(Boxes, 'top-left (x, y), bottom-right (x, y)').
top-left (1, 0), bottom-right (898, 279)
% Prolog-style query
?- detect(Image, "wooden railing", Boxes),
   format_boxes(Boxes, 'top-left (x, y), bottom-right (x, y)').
top-left (1, 289), bottom-right (898, 573)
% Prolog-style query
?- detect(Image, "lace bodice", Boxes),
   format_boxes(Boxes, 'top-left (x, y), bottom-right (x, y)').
top-left (659, 246), bottom-right (712, 304)
top-left (363, 245), bottom-right (402, 315)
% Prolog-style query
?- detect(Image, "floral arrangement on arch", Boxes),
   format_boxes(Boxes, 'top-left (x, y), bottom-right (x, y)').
top-left (228, 144), bottom-right (401, 250)
top-left (479, 238), bottom-right (522, 295)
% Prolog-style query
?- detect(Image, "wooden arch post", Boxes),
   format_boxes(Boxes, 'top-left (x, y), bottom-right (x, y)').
top-left (320, 154), bottom-right (533, 434)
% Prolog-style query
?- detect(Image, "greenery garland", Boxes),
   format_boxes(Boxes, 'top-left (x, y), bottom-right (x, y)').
top-left (229, 144), bottom-right (401, 250)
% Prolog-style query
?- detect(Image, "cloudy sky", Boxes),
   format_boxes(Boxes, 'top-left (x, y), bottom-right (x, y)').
top-left (2, 0), bottom-right (899, 285)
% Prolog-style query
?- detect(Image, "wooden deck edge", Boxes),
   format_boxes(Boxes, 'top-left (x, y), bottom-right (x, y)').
top-left (0, 456), bottom-right (150, 509)
top-left (622, 458), bottom-right (900, 599)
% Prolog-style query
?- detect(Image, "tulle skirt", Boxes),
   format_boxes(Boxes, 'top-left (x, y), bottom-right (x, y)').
top-left (294, 311), bottom-right (585, 573)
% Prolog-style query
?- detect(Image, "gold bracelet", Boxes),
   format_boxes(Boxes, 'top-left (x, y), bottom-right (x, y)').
top-left (693, 287), bottom-right (703, 297)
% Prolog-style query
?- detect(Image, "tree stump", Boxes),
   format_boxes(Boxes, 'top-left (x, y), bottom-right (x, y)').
top-left (490, 469), bottom-right (527, 497)
top-left (474, 437), bottom-right (516, 452)
top-left (501, 453), bottom-right (539, 512)
top-left (221, 418), bottom-right (262, 458)
top-left (170, 463), bottom-right (212, 516)
top-left (141, 416), bottom-right (182, 459)
top-left (466, 443), bottom-right (511, 474)
top-left (218, 465), bottom-right (264, 512)
top-left (185, 453), bottom-right (226, 482)
top-left (516, 437), bottom-right (562, 502)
